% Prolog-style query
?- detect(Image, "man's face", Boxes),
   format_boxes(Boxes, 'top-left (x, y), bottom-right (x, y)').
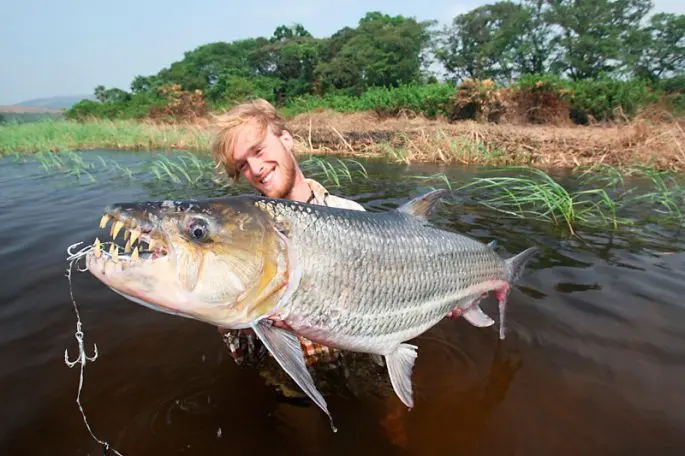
top-left (232, 121), bottom-right (297, 199)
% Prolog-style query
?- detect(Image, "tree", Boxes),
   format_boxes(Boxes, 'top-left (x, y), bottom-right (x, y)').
top-left (93, 85), bottom-right (131, 103)
top-left (546, 0), bottom-right (653, 80)
top-left (627, 13), bottom-right (685, 80)
top-left (435, 1), bottom-right (534, 82)
top-left (249, 24), bottom-right (320, 98)
top-left (315, 12), bottom-right (434, 94)
top-left (156, 39), bottom-right (266, 94)
top-left (130, 75), bottom-right (162, 94)
top-left (514, 0), bottom-right (556, 75)
top-left (271, 23), bottom-right (312, 42)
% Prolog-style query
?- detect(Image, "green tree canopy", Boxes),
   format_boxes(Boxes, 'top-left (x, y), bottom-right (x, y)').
top-left (314, 12), bottom-right (434, 94)
top-left (627, 13), bottom-right (685, 80)
top-left (546, 0), bottom-right (653, 79)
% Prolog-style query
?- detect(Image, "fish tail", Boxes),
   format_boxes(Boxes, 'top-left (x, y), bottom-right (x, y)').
top-left (504, 247), bottom-right (540, 284)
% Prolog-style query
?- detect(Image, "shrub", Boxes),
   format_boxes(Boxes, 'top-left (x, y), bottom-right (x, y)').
top-left (449, 79), bottom-right (504, 123)
top-left (567, 76), bottom-right (663, 123)
top-left (506, 74), bottom-right (573, 125)
top-left (282, 83), bottom-right (456, 119)
top-left (148, 84), bottom-right (209, 123)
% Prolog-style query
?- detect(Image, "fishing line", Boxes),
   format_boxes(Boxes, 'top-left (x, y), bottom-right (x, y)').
top-left (65, 241), bottom-right (125, 456)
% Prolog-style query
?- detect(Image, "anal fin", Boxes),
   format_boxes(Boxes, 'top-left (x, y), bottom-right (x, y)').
top-left (251, 320), bottom-right (336, 432)
top-left (371, 354), bottom-right (385, 367)
top-left (462, 305), bottom-right (495, 327)
top-left (386, 344), bottom-right (419, 409)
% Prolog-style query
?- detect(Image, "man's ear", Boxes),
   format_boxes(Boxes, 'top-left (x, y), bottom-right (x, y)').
top-left (279, 129), bottom-right (294, 152)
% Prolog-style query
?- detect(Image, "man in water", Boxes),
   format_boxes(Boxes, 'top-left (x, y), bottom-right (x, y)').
top-left (207, 100), bottom-right (523, 448)
top-left (209, 99), bottom-right (401, 429)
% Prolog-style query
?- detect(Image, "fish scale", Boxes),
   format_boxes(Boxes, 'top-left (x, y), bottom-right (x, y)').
top-left (261, 200), bottom-right (506, 347)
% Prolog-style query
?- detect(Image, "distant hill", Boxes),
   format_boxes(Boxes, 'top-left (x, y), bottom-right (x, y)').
top-left (13, 94), bottom-right (95, 110)
top-left (0, 105), bottom-right (63, 113)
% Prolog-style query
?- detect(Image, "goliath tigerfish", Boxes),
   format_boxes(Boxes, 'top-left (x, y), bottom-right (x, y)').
top-left (84, 189), bottom-right (539, 430)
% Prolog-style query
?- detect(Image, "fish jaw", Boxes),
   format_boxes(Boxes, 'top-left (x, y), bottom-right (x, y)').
top-left (85, 250), bottom-right (198, 320)
top-left (85, 196), bottom-right (295, 329)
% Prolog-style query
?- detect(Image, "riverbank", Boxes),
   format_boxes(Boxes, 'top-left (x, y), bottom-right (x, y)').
top-left (2, 110), bottom-right (684, 172)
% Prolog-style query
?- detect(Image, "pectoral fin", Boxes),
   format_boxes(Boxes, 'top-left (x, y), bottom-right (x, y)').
top-left (462, 305), bottom-right (495, 327)
top-left (386, 344), bottom-right (418, 409)
top-left (251, 320), bottom-right (336, 432)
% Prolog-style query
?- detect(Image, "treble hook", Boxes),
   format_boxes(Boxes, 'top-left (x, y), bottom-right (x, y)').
top-left (64, 322), bottom-right (99, 368)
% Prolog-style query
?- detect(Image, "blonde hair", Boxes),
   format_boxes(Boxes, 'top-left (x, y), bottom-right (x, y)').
top-left (210, 98), bottom-right (288, 182)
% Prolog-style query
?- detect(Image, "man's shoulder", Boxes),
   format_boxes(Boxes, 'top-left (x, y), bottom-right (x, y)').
top-left (305, 178), bottom-right (366, 212)
top-left (325, 194), bottom-right (366, 211)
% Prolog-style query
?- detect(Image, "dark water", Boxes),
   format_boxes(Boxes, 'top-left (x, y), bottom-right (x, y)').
top-left (1, 150), bottom-right (684, 455)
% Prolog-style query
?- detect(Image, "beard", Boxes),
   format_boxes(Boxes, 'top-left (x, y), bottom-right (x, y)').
top-left (267, 151), bottom-right (297, 199)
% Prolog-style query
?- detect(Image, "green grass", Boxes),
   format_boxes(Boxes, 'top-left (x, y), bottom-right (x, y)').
top-left (453, 167), bottom-right (624, 233)
top-left (9, 147), bottom-right (370, 193)
top-left (0, 118), bottom-right (211, 155)
top-left (300, 156), bottom-right (369, 187)
top-left (625, 166), bottom-right (685, 221)
top-left (413, 164), bottom-right (685, 233)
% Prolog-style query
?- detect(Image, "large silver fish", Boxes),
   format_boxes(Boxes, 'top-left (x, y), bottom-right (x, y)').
top-left (84, 189), bottom-right (539, 430)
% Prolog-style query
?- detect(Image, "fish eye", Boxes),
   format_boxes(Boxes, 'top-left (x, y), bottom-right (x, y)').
top-left (186, 218), bottom-right (211, 242)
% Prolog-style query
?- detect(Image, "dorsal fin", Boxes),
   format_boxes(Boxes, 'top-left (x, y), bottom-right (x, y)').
top-left (397, 189), bottom-right (451, 219)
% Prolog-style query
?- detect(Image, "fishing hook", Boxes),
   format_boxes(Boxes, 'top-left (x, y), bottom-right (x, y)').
top-left (64, 321), bottom-right (99, 368)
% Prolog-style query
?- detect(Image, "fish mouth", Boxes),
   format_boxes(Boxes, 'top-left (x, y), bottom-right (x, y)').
top-left (86, 206), bottom-right (170, 270)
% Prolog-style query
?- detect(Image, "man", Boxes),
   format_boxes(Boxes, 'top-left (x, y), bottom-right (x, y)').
top-left (209, 98), bottom-right (395, 401)
top-left (211, 98), bottom-right (363, 211)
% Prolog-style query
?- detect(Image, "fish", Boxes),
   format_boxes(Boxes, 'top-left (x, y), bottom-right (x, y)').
top-left (84, 189), bottom-right (539, 431)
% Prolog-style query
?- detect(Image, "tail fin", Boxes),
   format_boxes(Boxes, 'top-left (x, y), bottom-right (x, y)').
top-left (504, 247), bottom-right (540, 283)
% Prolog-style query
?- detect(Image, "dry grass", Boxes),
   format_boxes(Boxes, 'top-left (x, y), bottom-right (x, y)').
top-left (4, 110), bottom-right (684, 173)
top-left (286, 110), bottom-right (685, 171)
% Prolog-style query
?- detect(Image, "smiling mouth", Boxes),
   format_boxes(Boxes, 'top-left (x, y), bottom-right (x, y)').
top-left (260, 169), bottom-right (275, 185)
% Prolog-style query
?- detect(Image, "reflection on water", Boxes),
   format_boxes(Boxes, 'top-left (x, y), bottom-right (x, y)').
top-left (1, 150), bottom-right (684, 455)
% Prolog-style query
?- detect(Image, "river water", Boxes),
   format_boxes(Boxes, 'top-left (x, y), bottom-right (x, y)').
top-left (0, 150), bottom-right (684, 455)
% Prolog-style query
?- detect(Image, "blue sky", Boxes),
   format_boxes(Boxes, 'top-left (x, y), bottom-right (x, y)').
top-left (1, 0), bottom-right (683, 105)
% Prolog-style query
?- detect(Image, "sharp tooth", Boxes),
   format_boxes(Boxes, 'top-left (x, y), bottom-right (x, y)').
top-left (112, 220), bottom-right (124, 240)
top-left (129, 229), bottom-right (140, 246)
top-left (94, 238), bottom-right (101, 258)
top-left (124, 230), bottom-right (130, 240)
top-left (124, 239), bottom-right (132, 253)
top-left (148, 238), bottom-right (156, 250)
top-left (99, 215), bottom-right (110, 229)
top-left (131, 246), bottom-right (139, 261)
top-left (110, 244), bottom-right (119, 261)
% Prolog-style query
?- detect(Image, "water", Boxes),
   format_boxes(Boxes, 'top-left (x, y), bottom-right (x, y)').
top-left (1, 150), bottom-right (684, 455)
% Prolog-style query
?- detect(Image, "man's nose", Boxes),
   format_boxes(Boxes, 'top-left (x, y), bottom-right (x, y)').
top-left (247, 157), bottom-right (264, 176)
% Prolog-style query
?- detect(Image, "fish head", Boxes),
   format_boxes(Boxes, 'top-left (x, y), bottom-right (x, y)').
top-left (85, 196), bottom-right (291, 329)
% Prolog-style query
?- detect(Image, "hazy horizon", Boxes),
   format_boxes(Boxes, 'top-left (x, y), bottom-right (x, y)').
top-left (2, 0), bottom-right (683, 105)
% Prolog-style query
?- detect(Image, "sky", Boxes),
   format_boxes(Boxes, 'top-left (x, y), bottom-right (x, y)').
top-left (1, 0), bottom-right (683, 105)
